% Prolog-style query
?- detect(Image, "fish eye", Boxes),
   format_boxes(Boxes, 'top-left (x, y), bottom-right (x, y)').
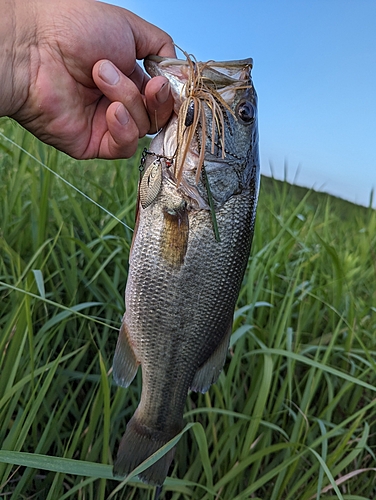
top-left (236, 100), bottom-right (255, 124)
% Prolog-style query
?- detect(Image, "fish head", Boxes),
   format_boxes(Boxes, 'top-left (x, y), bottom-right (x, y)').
top-left (144, 54), bottom-right (259, 207)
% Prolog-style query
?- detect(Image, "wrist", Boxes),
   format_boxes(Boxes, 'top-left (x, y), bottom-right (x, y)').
top-left (0, 0), bottom-right (35, 117)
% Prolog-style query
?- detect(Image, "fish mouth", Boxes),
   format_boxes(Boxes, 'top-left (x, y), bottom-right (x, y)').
top-left (145, 54), bottom-right (253, 68)
top-left (144, 55), bottom-right (253, 87)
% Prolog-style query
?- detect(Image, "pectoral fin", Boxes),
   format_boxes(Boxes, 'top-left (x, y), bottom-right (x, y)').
top-left (190, 324), bottom-right (232, 393)
top-left (112, 317), bottom-right (139, 387)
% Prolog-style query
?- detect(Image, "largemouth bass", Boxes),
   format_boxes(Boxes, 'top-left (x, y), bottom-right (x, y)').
top-left (113, 54), bottom-right (260, 485)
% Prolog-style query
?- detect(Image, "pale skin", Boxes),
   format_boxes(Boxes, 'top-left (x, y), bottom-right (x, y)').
top-left (0, 0), bottom-right (176, 159)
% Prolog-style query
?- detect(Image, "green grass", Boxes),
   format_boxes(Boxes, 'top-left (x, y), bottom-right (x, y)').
top-left (0, 116), bottom-right (375, 500)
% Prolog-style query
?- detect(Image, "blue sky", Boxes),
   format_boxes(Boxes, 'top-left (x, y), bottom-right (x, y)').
top-left (106, 0), bottom-right (376, 208)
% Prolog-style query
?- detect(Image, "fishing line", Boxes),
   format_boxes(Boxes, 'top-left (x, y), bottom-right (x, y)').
top-left (0, 131), bottom-right (134, 232)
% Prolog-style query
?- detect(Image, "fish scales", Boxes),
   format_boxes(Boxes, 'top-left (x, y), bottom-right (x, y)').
top-left (113, 54), bottom-right (260, 486)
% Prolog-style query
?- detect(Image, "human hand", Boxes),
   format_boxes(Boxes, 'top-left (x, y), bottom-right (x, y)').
top-left (2, 0), bottom-right (176, 159)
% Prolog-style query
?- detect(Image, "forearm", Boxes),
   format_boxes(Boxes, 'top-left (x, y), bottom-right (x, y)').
top-left (0, 0), bottom-right (33, 117)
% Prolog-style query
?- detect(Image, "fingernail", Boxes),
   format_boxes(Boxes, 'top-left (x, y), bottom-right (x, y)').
top-left (115, 103), bottom-right (129, 125)
top-left (99, 61), bottom-right (120, 85)
top-left (156, 81), bottom-right (170, 104)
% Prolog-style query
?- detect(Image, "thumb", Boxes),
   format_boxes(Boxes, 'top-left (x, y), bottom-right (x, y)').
top-left (124, 10), bottom-right (177, 59)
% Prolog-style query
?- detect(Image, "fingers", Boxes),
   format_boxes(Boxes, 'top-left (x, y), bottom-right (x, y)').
top-left (144, 76), bottom-right (174, 133)
top-left (92, 59), bottom-right (174, 158)
top-left (91, 61), bottom-right (141, 158)
top-left (99, 100), bottom-right (140, 159)
top-left (94, 60), bottom-right (150, 137)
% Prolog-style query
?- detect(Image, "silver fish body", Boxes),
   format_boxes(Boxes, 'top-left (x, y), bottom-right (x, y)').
top-left (113, 55), bottom-right (260, 485)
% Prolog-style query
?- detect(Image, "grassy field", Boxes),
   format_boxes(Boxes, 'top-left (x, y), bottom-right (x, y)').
top-left (0, 117), bottom-right (375, 500)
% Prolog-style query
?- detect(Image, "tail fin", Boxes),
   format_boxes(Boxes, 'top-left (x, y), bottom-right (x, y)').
top-left (113, 416), bottom-right (178, 486)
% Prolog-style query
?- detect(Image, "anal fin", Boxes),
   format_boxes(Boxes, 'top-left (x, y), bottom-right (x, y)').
top-left (190, 324), bottom-right (232, 393)
top-left (112, 317), bottom-right (139, 387)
